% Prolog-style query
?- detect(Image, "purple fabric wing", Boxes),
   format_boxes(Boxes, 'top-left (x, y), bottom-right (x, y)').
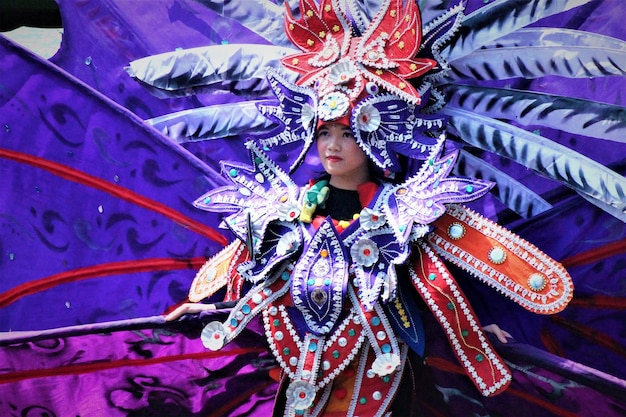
top-left (0, 36), bottom-right (228, 331)
top-left (0, 312), bottom-right (277, 416)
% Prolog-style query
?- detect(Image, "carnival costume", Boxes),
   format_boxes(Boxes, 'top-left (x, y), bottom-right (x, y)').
top-left (1, 1), bottom-right (625, 416)
top-left (182, 1), bottom-right (574, 415)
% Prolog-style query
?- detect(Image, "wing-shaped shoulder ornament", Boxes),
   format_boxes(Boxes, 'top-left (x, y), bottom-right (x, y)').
top-left (193, 141), bottom-right (301, 252)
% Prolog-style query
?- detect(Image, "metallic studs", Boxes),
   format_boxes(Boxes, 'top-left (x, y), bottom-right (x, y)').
top-left (528, 273), bottom-right (547, 292)
top-left (448, 222), bottom-right (465, 240)
top-left (488, 247), bottom-right (506, 264)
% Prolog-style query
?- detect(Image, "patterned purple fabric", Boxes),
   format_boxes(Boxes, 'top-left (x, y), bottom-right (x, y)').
top-left (0, 312), bottom-right (277, 416)
top-left (1, 0), bottom-right (625, 416)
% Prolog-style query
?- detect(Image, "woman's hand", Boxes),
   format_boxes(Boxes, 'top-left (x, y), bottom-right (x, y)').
top-left (165, 303), bottom-right (216, 321)
top-left (483, 324), bottom-right (512, 344)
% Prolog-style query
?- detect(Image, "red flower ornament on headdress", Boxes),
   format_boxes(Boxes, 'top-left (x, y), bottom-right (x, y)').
top-left (281, 0), bottom-right (437, 121)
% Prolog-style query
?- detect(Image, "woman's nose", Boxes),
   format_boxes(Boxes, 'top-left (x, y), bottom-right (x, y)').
top-left (327, 136), bottom-right (340, 151)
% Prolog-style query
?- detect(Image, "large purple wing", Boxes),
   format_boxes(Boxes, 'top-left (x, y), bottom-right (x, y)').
top-left (0, 35), bottom-right (227, 331)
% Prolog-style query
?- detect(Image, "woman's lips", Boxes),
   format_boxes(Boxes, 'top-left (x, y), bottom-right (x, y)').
top-left (326, 155), bottom-right (342, 162)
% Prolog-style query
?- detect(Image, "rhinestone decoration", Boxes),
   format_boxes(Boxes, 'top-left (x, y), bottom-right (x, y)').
top-left (448, 222), bottom-right (465, 240)
top-left (528, 273), bottom-right (547, 292)
top-left (311, 288), bottom-right (328, 306)
top-left (488, 247), bottom-right (506, 264)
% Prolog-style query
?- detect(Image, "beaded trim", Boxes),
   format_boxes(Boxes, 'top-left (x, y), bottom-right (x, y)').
top-left (263, 303), bottom-right (366, 390)
top-left (350, 225), bottom-right (409, 311)
top-left (264, 304), bottom-right (302, 380)
top-left (308, 36), bottom-right (341, 68)
top-left (292, 218), bottom-right (349, 335)
top-left (237, 220), bottom-right (303, 284)
top-left (222, 263), bottom-right (293, 344)
top-left (319, 312), bottom-right (365, 388)
top-left (347, 343), bottom-right (408, 417)
top-left (411, 241), bottom-right (511, 396)
top-left (307, 382), bottom-right (333, 417)
top-left (257, 71), bottom-right (318, 172)
top-left (390, 146), bottom-right (493, 228)
top-left (294, 332), bottom-right (325, 389)
top-left (194, 140), bottom-right (301, 248)
top-left (350, 94), bottom-right (429, 171)
top-left (348, 287), bottom-right (400, 375)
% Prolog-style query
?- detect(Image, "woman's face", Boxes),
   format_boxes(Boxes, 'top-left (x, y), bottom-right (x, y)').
top-left (316, 123), bottom-right (370, 190)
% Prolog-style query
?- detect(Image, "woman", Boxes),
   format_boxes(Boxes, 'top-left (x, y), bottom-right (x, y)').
top-left (167, 117), bottom-right (517, 416)
top-left (166, 1), bottom-right (572, 415)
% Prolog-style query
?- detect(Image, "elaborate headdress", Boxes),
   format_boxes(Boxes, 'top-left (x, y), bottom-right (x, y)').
top-left (256, 0), bottom-right (447, 175)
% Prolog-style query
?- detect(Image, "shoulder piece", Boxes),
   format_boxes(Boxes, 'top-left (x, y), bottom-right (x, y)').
top-left (428, 204), bottom-right (574, 314)
top-left (188, 240), bottom-right (249, 302)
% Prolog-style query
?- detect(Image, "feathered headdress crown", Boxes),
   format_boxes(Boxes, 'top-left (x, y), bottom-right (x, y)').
top-left (257, 0), bottom-right (449, 175)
